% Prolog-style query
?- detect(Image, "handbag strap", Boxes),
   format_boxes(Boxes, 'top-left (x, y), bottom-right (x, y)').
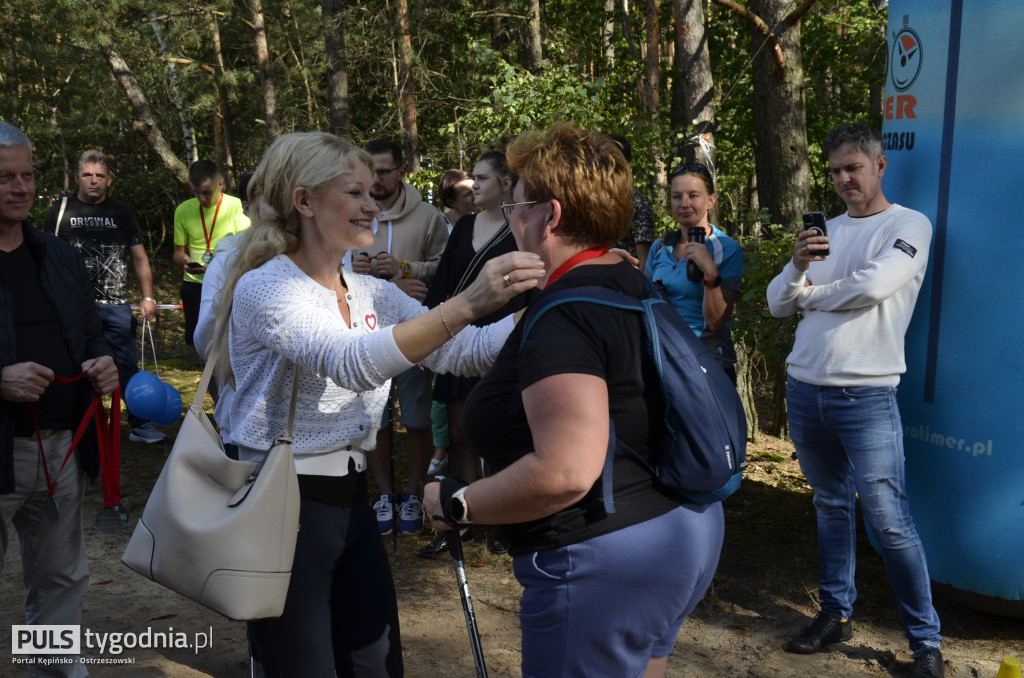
top-left (54, 195), bottom-right (68, 237)
top-left (191, 311), bottom-right (301, 439)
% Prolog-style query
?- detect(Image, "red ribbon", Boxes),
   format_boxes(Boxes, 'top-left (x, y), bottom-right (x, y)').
top-left (544, 247), bottom-right (609, 289)
top-left (199, 193), bottom-right (224, 257)
top-left (31, 373), bottom-right (121, 509)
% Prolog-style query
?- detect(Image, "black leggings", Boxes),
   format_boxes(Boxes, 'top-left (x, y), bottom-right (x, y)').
top-left (247, 477), bottom-right (403, 677)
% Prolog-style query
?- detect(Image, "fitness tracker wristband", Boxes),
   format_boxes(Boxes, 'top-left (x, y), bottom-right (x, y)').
top-left (702, 275), bottom-right (722, 288)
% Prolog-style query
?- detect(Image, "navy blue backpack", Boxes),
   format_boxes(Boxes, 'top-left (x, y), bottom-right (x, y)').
top-left (519, 275), bottom-right (747, 510)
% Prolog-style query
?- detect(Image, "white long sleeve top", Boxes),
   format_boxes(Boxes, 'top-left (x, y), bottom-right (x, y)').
top-left (229, 254), bottom-right (513, 475)
top-left (193, 234), bottom-right (239, 444)
top-left (766, 204), bottom-right (932, 387)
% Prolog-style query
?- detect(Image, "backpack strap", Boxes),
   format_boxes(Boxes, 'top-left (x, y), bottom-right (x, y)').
top-left (518, 285), bottom-right (658, 514)
top-left (54, 195), bottom-right (68, 237)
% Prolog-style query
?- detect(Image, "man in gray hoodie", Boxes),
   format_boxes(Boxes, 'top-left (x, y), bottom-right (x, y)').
top-left (352, 139), bottom-right (449, 537)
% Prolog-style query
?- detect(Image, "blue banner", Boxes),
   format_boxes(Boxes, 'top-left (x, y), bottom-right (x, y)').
top-left (887, 0), bottom-right (1024, 607)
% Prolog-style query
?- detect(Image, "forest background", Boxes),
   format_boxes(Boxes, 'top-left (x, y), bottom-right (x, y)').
top-left (1, 0), bottom-right (890, 434)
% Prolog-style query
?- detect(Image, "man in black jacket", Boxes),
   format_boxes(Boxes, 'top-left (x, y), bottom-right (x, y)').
top-left (0, 121), bottom-right (117, 676)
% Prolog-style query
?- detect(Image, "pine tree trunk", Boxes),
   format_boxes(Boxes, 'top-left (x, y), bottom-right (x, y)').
top-left (748, 0), bottom-right (810, 232)
top-left (99, 42), bottom-right (188, 188)
top-left (323, 0), bottom-right (351, 139)
top-left (602, 0), bottom-right (616, 69)
top-left (644, 0), bottom-right (666, 203)
top-left (396, 0), bottom-right (419, 172)
top-left (526, 0), bottom-right (543, 73)
top-left (250, 0), bottom-right (280, 141)
top-left (208, 13), bottom-right (236, 189)
top-left (670, 0), bottom-right (716, 141)
top-left (735, 339), bottom-right (759, 443)
top-left (149, 11), bottom-right (198, 165)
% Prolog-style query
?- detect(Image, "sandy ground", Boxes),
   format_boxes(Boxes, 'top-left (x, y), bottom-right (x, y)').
top-left (3, 416), bottom-right (1023, 677)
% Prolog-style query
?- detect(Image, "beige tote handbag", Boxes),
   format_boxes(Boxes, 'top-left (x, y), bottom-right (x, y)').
top-left (122, 339), bottom-right (301, 621)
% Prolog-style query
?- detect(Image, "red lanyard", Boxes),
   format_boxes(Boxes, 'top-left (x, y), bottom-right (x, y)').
top-left (199, 194), bottom-right (224, 254)
top-left (544, 247), bottom-right (609, 289)
top-left (30, 373), bottom-right (121, 524)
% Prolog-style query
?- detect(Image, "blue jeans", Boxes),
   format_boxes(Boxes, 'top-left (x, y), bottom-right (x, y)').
top-left (786, 376), bottom-right (941, 651)
top-left (94, 303), bottom-right (147, 429)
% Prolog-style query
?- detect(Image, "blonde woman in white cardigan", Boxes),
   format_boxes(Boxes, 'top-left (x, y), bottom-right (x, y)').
top-left (212, 131), bottom-right (544, 678)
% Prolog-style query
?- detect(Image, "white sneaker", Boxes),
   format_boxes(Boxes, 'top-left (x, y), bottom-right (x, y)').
top-left (374, 494), bottom-right (394, 535)
top-left (397, 494), bottom-right (423, 534)
top-left (129, 423), bottom-right (167, 444)
top-left (428, 455), bottom-right (448, 476)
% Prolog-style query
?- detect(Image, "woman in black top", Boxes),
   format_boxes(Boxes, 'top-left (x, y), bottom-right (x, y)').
top-left (424, 124), bottom-right (725, 678)
top-left (421, 152), bottom-right (532, 556)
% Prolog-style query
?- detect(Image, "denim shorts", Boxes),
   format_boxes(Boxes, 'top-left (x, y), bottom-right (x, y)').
top-left (379, 365), bottom-right (433, 430)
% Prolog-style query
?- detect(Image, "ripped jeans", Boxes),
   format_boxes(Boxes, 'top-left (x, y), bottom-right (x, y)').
top-left (787, 376), bottom-right (941, 651)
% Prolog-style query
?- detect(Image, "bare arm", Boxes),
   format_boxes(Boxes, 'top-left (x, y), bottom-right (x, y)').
top-left (129, 244), bottom-right (156, 320)
top-left (390, 253), bottom-right (542, 363)
top-left (702, 285), bottom-right (739, 332)
top-left (635, 241), bottom-right (652, 273)
top-left (424, 372), bottom-right (609, 527)
top-left (172, 243), bottom-right (190, 269)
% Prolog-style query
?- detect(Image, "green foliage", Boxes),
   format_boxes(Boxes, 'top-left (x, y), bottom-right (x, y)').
top-left (1, 0), bottom-right (890, 416)
top-left (732, 224), bottom-right (800, 391)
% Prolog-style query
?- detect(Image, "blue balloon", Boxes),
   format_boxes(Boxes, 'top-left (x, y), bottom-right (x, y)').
top-left (124, 372), bottom-right (166, 420)
top-left (152, 382), bottom-right (183, 426)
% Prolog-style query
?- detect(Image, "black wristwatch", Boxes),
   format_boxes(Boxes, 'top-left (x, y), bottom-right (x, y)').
top-left (702, 274), bottom-right (722, 288)
top-left (448, 487), bottom-right (471, 525)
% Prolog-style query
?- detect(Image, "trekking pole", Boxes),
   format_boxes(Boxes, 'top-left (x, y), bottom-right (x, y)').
top-left (448, 530), bottom-right (488, 678)
top-left (389, 382), bottom-right (398, 554)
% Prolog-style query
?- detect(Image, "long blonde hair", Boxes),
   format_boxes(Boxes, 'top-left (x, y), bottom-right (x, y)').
top-left (209, 132), bottom-right (372, 385)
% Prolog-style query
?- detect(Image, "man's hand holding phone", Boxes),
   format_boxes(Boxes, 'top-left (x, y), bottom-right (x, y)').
top-left (185, 261), bottom-right (207, 275)
top-left (795, 211), bottom-right (830, 272)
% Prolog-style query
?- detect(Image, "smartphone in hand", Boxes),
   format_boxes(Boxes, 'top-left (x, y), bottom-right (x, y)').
top-left (185, 261), bottom-right (207, 274)
top-left (801, 211), bottom-right (830, 257)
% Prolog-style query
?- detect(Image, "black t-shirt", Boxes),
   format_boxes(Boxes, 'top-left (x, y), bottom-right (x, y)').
top-left (0, 241), bottom-right (80, 434)
top-left (464, 260), bottom-right (680, 555)
top-left (43, 194), bottom-right (144, 304)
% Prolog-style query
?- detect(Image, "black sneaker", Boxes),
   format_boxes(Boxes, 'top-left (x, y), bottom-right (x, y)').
top-left (910, 648), bottom-right (944, 677)
top-left (784, 612), bottom-right (853, 654)
top-left (486, 531), bottom-right (509, 555)
top-left (417, 530), bottom-right (475, 559)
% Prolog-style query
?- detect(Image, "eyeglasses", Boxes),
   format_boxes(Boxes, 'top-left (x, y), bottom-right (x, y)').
top-left (372, 167), bottom-right (402, 179)
top-left (670, 163), bottom-right (711, 178)
top-left (500, 200), bottom-right (538, 223)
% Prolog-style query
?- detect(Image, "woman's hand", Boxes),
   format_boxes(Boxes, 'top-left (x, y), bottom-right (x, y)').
top-left (423, 481), bottom-right (454, 532)
top-left (684, 242), bottom-right (717, 279)
top-left (457, 251), bottom-right (545, 319)
top-left (609, 247), bottom-right (639, 269)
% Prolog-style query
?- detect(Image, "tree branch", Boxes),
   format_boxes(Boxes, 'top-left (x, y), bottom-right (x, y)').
top-left (711, 0), bottom-right (787, 77)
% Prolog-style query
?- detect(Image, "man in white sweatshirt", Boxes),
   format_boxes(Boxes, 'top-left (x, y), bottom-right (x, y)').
top-left (767, 123), bottom-right (943, 678)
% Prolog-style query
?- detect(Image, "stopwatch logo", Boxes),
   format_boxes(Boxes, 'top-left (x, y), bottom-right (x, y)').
top-left (891, 26), bottom-right (923, 92)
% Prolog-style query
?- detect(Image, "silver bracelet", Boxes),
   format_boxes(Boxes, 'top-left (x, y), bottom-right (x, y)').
top-left (142, 297), bottom-right (157, 304)
top-left (438, 302), bottom-right (457, 340)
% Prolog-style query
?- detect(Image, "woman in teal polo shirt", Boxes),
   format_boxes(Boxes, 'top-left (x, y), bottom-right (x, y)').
top-left (645, 163), bottom-right (743, 381)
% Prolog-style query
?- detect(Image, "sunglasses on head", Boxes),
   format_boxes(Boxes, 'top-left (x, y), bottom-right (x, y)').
top-left (670, 163), bottom-right (711, 177)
